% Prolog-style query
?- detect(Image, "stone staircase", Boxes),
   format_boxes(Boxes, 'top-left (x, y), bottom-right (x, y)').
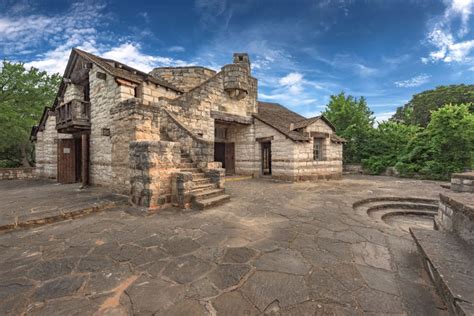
top-left (179, 151), bottom-right (230, 210)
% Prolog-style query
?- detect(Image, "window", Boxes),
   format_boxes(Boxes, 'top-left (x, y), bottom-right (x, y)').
top-left (215, 127), bottom-right (227, 140)
top-left (313, 138), bottom-right (324, 161)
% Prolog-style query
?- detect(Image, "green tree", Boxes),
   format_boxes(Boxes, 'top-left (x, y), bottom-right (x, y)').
top-left (392, 84), bottom-right (474, 127)
top-left (362, 121), bottom-right (421, 174)
top-left (0, 61), bottom-right (61, 167)
top-left (396, 103), bottom-right (474, 179)
top-left (322, 92), bottom-right (375, 163)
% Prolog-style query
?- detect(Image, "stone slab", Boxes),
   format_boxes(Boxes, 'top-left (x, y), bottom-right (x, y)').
top-left (411, 228), bottom-right (474, 315)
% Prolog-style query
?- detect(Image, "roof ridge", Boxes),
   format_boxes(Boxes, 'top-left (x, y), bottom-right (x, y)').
top-left (72, 48), bottom-right (183, 92)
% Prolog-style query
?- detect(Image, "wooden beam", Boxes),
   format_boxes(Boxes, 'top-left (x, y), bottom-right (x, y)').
top-left (81, 134), bottom-right (89, 187)
top-left (256, 136), bottom-right (274, 142)
top-left (309, 132), bottom-right (329, 138)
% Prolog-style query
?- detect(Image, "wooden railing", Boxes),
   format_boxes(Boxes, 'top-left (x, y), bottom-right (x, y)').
top-left (55, 99), bottom-right (91, 131)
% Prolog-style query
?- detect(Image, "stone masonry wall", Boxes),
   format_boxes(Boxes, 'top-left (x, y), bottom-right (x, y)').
top-left (63, 83), bottom-right (84, 103)
top-left (253, 119), bottom-right (343, 181)
top-left (226, 123), bottom-right (258, 176)
top-left (149, 67), bottom-right (217, 92)
top-left (129, 140), bottom-right (181, 208)
top-left (164, 69), bottom-right (258, 143)
top-left (110, 99), bottom-right (161, 194)
top-left (292, 120), bottom-right (343, 180)
top-left (88, 65), bottom-right (118, 186)
top-left (142, 81), bottom-right (179, 105)
top-left (451, 172), bottom-right (474, 193)
top-left (34, 113), bottom-right (73, 179)
top-left (254, 119), bottom-right (296, 179)
top-left (0, 168), bottom-right (36, 180)
top-left (436, 193), bottom-right (474, 245)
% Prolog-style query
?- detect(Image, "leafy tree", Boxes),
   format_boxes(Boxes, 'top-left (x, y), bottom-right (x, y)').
top-left (362, 122), bottom-right (421, 174)
top-left (393, 84), bottom-right (474, 127)
top-left (396, 104), bottom-right (474, 179)
top-left (322, 92), bottom-right (375, 163)
top-left (0, 61), bottom-right (61, 167)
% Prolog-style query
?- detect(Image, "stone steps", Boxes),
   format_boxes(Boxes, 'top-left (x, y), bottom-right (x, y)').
top-left (366, 203), bottom-right (438, 218)
top-left (192, 188), bottom-right (226, 200)
top-left (179, 162), bottom-right (195, 169)
top-left (192, 178), bottom-right (211, 185)
top-left (181, 168), bottom-right (200, 173)
top-left (176, 155), bottom-right (230, 210)
top-left (192, 173), bottom-right (205, 180)
top-left (192, 183), bottom-right (217, 192)
top-left (377, 209), bottom-right (436, 221)
top-left (410, 228), bottom-right (474, 315)
top-left (194, 194), bottom-right (231, 210)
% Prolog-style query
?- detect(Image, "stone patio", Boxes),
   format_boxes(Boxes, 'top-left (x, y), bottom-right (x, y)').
top-left (0, 175), bottom-right (452, 315)
top-left (0, 180), bottom-right (127, 232)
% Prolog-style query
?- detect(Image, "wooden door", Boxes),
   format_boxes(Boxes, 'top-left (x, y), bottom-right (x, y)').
top-left (57, 139), bottom-right (76, 184)
top-left (261, 142), bottom-right (271, 175)
top-left (214, 142), bottom-right (226, 168)
top-left (225, 142), bottom-right (235, 176)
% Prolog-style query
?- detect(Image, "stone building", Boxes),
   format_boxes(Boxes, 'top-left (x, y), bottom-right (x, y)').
top-left (31, 49), bottom-right (344, 209)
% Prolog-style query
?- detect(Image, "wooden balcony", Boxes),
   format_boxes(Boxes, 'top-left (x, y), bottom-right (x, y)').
top-left (55, 99), bottom-right (91, 133)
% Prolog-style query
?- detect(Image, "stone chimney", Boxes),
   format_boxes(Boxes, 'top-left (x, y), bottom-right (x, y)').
top-left (233, 53), bottom-right (251, 73)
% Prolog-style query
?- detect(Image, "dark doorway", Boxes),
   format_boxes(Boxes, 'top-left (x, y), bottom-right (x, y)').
top-left (261, 142), bottom-right (272, 175)
top-left (225, 142), bottom-right (235, 176)
top-left (57, 138), bottom-right (83, 184)
top-left (214, 142), bottom-right (235, 176)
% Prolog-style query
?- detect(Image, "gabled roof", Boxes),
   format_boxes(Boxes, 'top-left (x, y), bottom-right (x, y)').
top-left (253, 102), bottom-right (309, 141)
top-left (72, 49), bottom-right (182, 92)
top-left (291, 115), bottom-right (336, 132)
top-left (254, 101), bottom-right (342, 142)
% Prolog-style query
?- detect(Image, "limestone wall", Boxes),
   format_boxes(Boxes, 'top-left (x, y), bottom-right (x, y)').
top-left (290, 120), bottom-right (343, 180)
top-left (34, 114), bottom-right (73, 179)
top-left (254, 119), bottom-right (296, 179)
top-left (88, 66), bottom-right (118, 186)
top-left (451, 172), bottom-right (474, 193)
top-left (110, 99), bottom-right (162, 194)
top-left (436, 193), bottom-right (474, 245)
top-left (63, 83), bottom-right (84, 103)
top-left (129, 140), bottom-right (181, 208)
top-left (0, 168), bottom-right (36, 180)
top-left (149, 67), bottom-right (216, 92)
top-left (164, 69), bottom-right (258, 143)
top-left (226, 123), bottom-right (258, 176)
top-left (142, 81), bottom-right (179, 105)
top-left (252, 119), bottom-right (343, 181)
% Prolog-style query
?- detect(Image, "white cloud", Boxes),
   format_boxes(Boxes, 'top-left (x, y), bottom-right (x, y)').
top-left (423, 0), bottom-right (474, 63)
top-left (278, 72), bottom-right (304, 94)
top-left (394, 74), bottom-right (431, 88)
top-left (26, 42), bottom-right (192, 75)
top-left (279, 72), bottom-right (303, 86)
top-left (374, 111), bottom-right (395, 125)
top-left (316, 54), bottom-right (378, 77)
top-left (101, 43), bottom-right (190, 72)
top-left (4, 2), bottom-right (191, 74)
top-left (168, 46), bottom-right (186, 52)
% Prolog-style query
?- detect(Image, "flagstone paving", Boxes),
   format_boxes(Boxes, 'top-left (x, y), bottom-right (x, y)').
top-left (0, 175), bottom-right (451, 315)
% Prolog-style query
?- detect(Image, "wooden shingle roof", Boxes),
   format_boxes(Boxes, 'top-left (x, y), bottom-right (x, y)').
top-left (291, 115), bottom-right (336, 131)
top-left (73, 48), bottom-right (183, 93)
top-left (253, 102), bottom-right (309, 141)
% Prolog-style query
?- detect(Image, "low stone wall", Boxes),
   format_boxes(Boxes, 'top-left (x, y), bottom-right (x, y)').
top-left (343, 164), bottom-right (363, 174)
top-left (171, 172), bottom-right (193, 208)
top-left (0, 168), bottom-right (37, 180)
top-left (129, 140), bottom-right (180, 209)
top-left (435, 193), bottom-right (474, 245)
top-left (451, 172), bottom-right (474, 193)
top-left (160, 109), bottom-right (213, 168)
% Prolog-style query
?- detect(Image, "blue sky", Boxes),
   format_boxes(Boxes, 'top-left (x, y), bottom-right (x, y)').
top-left (1, 0), bottom-right (473, 121)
